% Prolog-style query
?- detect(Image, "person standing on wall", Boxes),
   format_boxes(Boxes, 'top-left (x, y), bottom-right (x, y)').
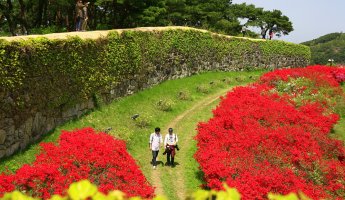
top-left (81, 1), bottom-right (90, 31)
top-left (75, 0), bottom-right (85, 31)
top-left (149, 127), bottom-right (163, 169)
top-left (163, 128), bottom-right (179, 167)
top-left (261, 29), bottom-right (266, 39)
top-left (241, 25), bottom-right (247, 37)
top-left (269, 29), bottom-right (274, 40)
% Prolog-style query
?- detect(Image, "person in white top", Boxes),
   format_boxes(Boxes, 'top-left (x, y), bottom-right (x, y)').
top-left (149, 127), bottom-right (163, 169)
top-left (163, 128), bottom-right (179, 166)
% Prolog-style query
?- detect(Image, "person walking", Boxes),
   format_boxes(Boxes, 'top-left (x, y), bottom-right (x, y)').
top-left (149, 127), bottom-right (163, 169)
top-left (164, 128), bottom-right (179, 167)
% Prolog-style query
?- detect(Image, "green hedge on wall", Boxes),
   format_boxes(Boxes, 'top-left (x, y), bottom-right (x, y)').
top-left (0, 28), bottom-right (310, 114)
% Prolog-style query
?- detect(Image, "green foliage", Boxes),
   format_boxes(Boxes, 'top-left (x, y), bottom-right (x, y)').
top-left (156, 98), bottom-right (175, 112)
top-left (0, 28), bottom-right (309, 116)
top-left (0, 71), bottom-right (265, 175)
top-left (209, 80), bottom-right (223, 88)
top-left (268, 192), bottom-right (311, 200)
top-left (259, 40), bottom-right (311, 64)
top-left (335, 95), bottom-right (345, 117)
top-left (67, 180), bottom-right (98, 200)
top-left (0, 0), bottom-right (292, 38)
top-left (234, 75), bottom-right (247, 83)
top-left (177, 89), bottom-right (191, 100)
top-left (302, 33), bottom-right (345, 65)
top-left (1, 180), bottom-right (311, 200)
top-left (196, 84), bottom-right (210, 94)
top-left (1, 180), bottom-right (161, 200)
top-left (222, 77), bottom-right (234, 85)
top-left (230, 3), bottom-right (293, 37)
top-left (273, 77), bottom-right (345, 116)
top-left (189, 185), bottom-right (241, 200)
top-left (1, 191), bottom-right (39, 200)
top-left (30, 26), bottom-right (67, 35)
top-left (133, 114), bottom-right (153, 128)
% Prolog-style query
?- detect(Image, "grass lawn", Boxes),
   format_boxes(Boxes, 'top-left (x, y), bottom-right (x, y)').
top-left (333, 118), bottom-right (345, 141)
top-left (1, 70), bottom-right (344, 200)
top-left (0, 71), bottom-right (263, 176)
top-left (332, 84), bottom-right (345, 141)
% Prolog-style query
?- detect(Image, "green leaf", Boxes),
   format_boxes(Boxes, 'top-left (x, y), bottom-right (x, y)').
top-left (2, 191), bottom-right (38, 200)
top-left (49, 194), bottom-right (68, 200)
top-left (268, 193), bottom-right (299, 200)
top-left (67, 180), bottom-right (98, 200)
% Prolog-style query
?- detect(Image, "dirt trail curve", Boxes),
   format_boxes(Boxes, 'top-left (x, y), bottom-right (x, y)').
top-left (151, 88), bottom-right (230, 199)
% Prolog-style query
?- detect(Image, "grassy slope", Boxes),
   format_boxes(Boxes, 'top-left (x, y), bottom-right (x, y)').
top-left (176, 95), bottom-right (221, 195)
top-left (1, 70), bottom-right (344, 199)
top-left (0, 71), bottom-right (263, 175)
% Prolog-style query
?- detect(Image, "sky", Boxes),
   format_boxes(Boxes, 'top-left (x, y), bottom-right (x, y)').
top-left (231, 0), bottom-right (345, 43)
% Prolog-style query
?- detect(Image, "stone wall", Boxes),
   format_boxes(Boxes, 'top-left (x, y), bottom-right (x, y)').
top-left (0, 27), bottom-right (310, 159)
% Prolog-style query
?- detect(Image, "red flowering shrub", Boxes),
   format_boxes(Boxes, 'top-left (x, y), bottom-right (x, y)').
top-left (195, 66), bottom-right (345, 199)
top-left (261, 65), bottom-right (345, 87)
top-left (0, 128), bottom-right (154, 199)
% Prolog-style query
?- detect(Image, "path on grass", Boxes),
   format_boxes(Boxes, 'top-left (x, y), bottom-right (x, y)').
top-left (151, 88), bottom-right (231, 199)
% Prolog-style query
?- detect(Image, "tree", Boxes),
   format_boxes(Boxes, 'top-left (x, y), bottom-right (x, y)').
top-left (256, 9), bottom-right (293, 38)
top-left (0, 0), bottom-right (17, 35)
top-left (230, 3), bottom-right (293, 38)
top-left (183, 0), bottom-right (239, 35)
top-left (165, 0), bottom-right (187, 26)
top-left (136, 0), bottom-right (168, 26)
top-left (0, 0), bottom-right (292, 38)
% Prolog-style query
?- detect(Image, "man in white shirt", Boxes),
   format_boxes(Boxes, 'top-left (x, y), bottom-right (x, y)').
top-left (163, 128), bottom-right (178, 166)
top-left (149, 127), bottom-right (163, 169)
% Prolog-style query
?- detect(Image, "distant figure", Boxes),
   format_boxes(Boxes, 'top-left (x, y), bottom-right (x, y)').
top-left (149, 127), bottom-right (163, 169)
top-left (81, 2), bottom-right (89, 31)
top-left (241, 25), bottom-right (247, 37)
top-left (269, 29), bottom-right (274, 40)
top-left (75, 0), bottom-right (84, 31)
top-left (261, 29), bottom-right (266, 39)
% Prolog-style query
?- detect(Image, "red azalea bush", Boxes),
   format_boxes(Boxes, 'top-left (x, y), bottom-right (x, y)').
top-left (0, 128), bottom-right (154, 199)
top-left (195, 66), bottom-right (345, 199)
top-left (260, 65), bottom-right (345, 88)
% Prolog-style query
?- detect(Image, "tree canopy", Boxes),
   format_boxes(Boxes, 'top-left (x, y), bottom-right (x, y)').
top-left (0, 0), bottom-right (293, 38)
top-left (231, 3), bottom-right (293, 38)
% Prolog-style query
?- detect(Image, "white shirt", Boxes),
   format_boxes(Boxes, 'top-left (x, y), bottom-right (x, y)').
top-left (164, 133), bottom-right (178, 146)
top-left (149, 132), bottom-right (163, 151)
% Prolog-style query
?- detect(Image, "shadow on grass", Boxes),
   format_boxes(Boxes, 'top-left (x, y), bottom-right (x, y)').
top-left (0, 109), bottom-right (97, 173)
top-left (195, 169), bottom-right (206, 187)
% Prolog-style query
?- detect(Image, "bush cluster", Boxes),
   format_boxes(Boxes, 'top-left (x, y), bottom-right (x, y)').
top-left (156, 98), bottom-right (175, 111)
top-left (195, 66), bottom-right (345, 199)
top-left (0, 128), bottom-right (154, 199)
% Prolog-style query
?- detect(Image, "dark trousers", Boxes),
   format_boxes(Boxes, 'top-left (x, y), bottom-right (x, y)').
top-left (152, 150), bottom-right (159, 166)
top-left (76, 16), bottom-right (84, 31)
top-left (167, 151), bottom-right (174, 165)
